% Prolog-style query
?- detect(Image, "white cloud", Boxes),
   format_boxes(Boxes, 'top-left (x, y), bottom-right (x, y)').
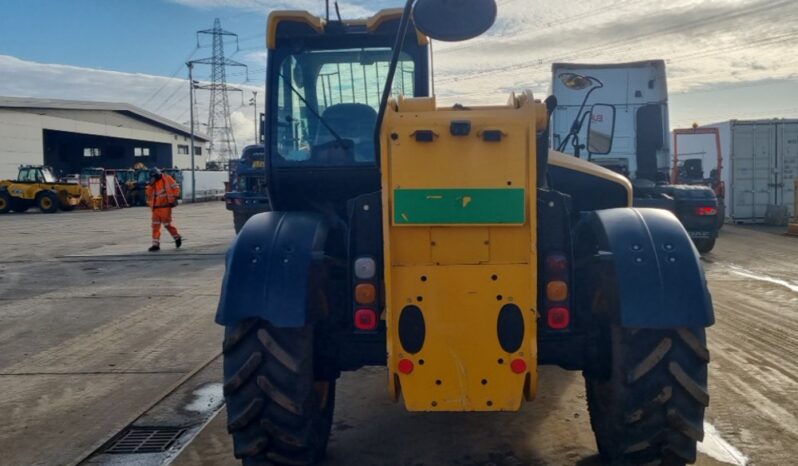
top-left (3, 0), bottom-right (798, 151)
top-left (0, 54), bottom-right (264, 162)
top-left (431, 0), bottom-right (798, 101)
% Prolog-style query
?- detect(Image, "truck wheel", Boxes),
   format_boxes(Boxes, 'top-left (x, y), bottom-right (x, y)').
top-left (0, 191), bottom-right (10, 214)
top-left (36, 191), bottom-right (60, 213)
top-left (693, 238), bottom-right (715, 254)
top-left (10, 198), bottom-right (30, 213)
top-left (233, 212), bottom-right (251, 233)
top-left (223, 319), bottom-right (335, 466)
top-left (586, 326), bottom-right (709, 465)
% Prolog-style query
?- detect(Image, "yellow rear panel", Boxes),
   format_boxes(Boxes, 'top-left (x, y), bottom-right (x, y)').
top-left (380, 93), bottom-right (548, 411)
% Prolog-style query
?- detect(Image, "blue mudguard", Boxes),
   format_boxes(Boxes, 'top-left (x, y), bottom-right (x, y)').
top-left (578, 208), bottom-right (714, 328)
top-left (215, 211), bottom-right (328, 328)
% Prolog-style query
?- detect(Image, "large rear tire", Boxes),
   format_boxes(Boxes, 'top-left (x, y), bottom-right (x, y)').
top-left (586, 326), bottom-right (709, 465)
top-left (0, 191), bottom-right (12, 214)
top-left (233, 212), bottom-right (251, 234)
top-left (223, 319), bottom-right (335, 466)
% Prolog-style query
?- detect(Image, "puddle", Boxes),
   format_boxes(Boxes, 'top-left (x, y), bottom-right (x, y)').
top-left (184, 383), bottom-right (224, 414)
top-left (698, 422), bottom-right (748, 465)
top-left (724, 264), bottom-right (798, 294)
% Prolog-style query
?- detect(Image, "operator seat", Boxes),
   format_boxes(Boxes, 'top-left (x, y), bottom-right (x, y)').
top-left (313, 103), bottom-right (378, 163)
top-left (684, 159), bottom-right (704, 180)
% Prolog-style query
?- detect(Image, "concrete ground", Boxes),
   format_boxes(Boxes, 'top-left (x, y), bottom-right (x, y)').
top-left (0, 203), bottom-right (230, 466)
top-left (1, 204), bottom-right (796, 466)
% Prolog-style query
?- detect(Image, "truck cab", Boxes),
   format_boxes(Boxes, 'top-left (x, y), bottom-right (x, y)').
top-left (552, 60), bottom-right (670, 181)
top-left (552, 60), bottom-right (720, 252)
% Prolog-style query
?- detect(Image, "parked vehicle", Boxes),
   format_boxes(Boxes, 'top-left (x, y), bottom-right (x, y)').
top-left (224, 144), bottom-right (270, 232)
top-left (216, 3), bottom-right (714, 466)
top-left (552, 60), bottom-right (721, 251)
top-left (635, 183), bottom-right (721, 252)
top-left (0, 165), bottom-right (87, 213)
top-left (672, 126), bottom-right (726, 229)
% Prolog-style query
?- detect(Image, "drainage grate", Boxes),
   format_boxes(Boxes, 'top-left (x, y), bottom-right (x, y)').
top-left (103, 426), bottom-right (186, 454)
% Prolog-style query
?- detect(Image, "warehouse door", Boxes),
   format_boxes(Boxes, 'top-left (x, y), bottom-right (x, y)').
top-left (778, 123), bottom-right (798, 217)
top-left (731, 124), bottom-right (775, 220)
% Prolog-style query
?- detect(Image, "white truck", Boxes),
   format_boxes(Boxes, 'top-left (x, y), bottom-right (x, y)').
top-left (551, 60), bottom-right (721, 252)
top-left (551, 60), bottom-right (670, 183)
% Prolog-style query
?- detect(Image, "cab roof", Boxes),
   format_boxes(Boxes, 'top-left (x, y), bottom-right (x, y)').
top-left (267, 8), bottom-right (427, 49)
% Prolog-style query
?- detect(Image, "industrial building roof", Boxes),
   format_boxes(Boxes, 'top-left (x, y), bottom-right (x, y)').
top-left (0, 96), bottom-right (209, 141)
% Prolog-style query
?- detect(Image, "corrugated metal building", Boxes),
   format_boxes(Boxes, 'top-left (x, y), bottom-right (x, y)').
top-left (0, 96), bottom-right (209, 180)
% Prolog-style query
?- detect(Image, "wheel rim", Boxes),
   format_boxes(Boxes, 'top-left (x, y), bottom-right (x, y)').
top-left (0, 199), bottom-right (7, 210)
top-left (41, 198), bottom-right (52, 209)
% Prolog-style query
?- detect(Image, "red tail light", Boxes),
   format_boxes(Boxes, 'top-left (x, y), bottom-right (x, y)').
top-left (695, 206), bottom-right (717, 216)
top-left (398, 358), bottom-right (414, 374)
top-left (547, 307), bottom-right (571, 330)
top-left (510, 358), bottom-right (528, 374)
top-left (545, 253), bottom-right (569, 277)
top-left (354, 308), bottom-right (378, 331)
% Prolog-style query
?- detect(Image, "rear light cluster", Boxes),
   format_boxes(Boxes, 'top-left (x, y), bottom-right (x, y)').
top-left (353, 257), bottom-right (379, 331)
top-left (544, 253), bottom-right (571, 330)
top-left (695, 206), bottom-right (718, 216)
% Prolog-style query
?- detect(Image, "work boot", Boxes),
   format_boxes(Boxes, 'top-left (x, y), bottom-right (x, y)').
top-left (175, 236), bottom-right (182, 249)
top-left (148, 245), bottom-right (160, 252)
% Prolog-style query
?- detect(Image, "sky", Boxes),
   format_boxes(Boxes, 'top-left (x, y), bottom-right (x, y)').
top-left (1, 0), bottom-right (797, 153)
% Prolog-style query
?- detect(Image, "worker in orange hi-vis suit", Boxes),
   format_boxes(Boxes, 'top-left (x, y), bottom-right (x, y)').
top-left (145, 167), bottom-right (183, 252)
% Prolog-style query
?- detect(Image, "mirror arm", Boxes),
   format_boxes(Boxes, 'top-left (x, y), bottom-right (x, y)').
top-left (374, 0), bottom-right (416, 164)
top-left (557, 77), bottom-right (603, 155)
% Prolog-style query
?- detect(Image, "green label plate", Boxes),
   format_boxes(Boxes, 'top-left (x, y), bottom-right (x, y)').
top-left (394, 188), bottom-right (525, 225)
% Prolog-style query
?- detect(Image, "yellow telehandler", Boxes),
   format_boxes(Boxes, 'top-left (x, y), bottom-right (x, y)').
top-left (0, 165), bottom-right (88, 214)
top-left (215, 2), bottom-right (714, 465)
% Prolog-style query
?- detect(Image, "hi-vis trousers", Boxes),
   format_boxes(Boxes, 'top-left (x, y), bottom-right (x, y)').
top-left (152, 207), bottom-right (180, 246)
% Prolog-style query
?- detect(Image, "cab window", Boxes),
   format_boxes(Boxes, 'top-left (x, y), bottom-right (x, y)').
top-left (275, 48), bottom-right (416, 165)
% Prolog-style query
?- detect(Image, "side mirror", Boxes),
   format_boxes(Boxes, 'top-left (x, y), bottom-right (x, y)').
top-left (559, 72), bottom-right (594, 91)
top-left (587, 104), bottom-right (616, 155)
top-left (412, 0), bottom-right (497, 42)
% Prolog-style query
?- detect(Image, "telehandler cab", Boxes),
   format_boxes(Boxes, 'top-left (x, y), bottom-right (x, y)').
top-left (216, 2), bottom-right (714, 465)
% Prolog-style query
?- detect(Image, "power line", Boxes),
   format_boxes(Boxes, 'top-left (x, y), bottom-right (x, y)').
top-left (140, 47), bottom-right (199, 109)
top-left (436, 0), bottom-right (634, 56)
top-left (152, 79), bottom-right (188, 113)
top-left (437, 0), bottom-right (795, 84)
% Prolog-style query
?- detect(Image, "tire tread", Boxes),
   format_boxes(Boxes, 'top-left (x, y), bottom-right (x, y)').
top-left (587, 327), bottom-right (709, 465)
top-left (223, 319), bottom-right (334, 466)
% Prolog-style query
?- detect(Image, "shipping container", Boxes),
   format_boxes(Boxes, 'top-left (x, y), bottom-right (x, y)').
top-left (696, 120), bottom-right (798, 223)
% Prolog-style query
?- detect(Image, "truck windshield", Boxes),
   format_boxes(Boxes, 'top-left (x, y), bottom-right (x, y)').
top-left (275, 47), bottom-right (416, 165)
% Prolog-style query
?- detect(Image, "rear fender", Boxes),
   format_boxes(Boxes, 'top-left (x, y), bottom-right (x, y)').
top-left (215, 211), bottom-right (329, 328)
top-left (575, 208), bottom-right (714, 328)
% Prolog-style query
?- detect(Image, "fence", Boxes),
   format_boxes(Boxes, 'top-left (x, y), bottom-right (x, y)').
top-left (180, 170), bottom-right (227, 203)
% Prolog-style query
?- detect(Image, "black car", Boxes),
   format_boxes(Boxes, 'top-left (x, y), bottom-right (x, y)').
top-left (634, 183), bottom-right (720, 253)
